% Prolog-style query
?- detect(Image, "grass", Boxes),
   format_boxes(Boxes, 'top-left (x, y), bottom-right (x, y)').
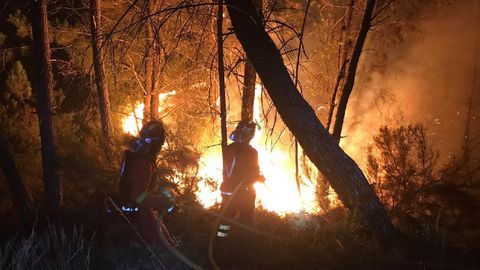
top-left (0, 222), bottom-right (90, 270)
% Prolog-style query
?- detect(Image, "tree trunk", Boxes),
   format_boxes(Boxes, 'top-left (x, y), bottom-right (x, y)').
top-left (240, 0), bottom-right (262, 122)
top-left (0, 135), bottom-right (33, 219)
top-left (90, 0), bottom-right (114, 153)
top-left (331, 0), bottom-right (376, 143)
top-left (217, 0), bottom-right (228, 157)
top-left (241, 60), bottom-right (256, 122)
top-left (322, 0), bottom-right (355, 211)
top-left (463, 0), bottom-right (480, 185)
top-left (150, 0), bottom-right (160, 121)
top-left (145, 0), bottom-right (156, 122)
top-left (143, 9), bottom-right (153, 123)
top-left (225, 0), bottom-right (396, 242)
top-left (150, 40), bottom-right (160, 120)
top-left (30, 0), bottom-right (62, 209)
top-left (326, 0), bottom-right (355, 133)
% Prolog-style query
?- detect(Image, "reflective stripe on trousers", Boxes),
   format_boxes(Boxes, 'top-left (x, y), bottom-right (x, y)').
top-left (217, 224), bottom-right (231, 238)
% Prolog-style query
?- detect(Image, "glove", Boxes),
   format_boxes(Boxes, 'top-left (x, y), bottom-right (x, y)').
top-left (160, 188), bottom-right (175, 213)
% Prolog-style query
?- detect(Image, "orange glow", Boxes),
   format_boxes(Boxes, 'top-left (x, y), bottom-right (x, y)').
top-left (122, 103), bottom-right (144, 135)
top-left (121, 86), bottom-right (336, 215)
top-left (121, 90), bottom-right (177, 136)
top-left (196, 85), bottom-right (325, 215)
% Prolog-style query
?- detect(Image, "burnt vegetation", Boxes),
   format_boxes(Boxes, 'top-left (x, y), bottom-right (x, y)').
top-left (1, 0), bottom-right (480, 269)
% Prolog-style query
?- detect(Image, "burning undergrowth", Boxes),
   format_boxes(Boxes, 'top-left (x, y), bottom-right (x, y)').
top-left (119, 84), bottom-right (338, 217)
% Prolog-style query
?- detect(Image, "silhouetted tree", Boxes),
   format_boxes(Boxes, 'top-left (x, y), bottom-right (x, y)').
top-left (90, 0), bottom-right (114, 153)
top-left (225, 0), bottom-right (396, 241)
top-left (143, 0), bottom-right (155, 123)
top-left (0, 135), bottom-right (33, 219)
top-left (30, 0), bottom-right (62, 209)
top-left (326, 0), bottom-right (354, 133)
top-left (331, 0), bottom-right (376, 143)
top-left (240, 0), bottom-right (262, 122)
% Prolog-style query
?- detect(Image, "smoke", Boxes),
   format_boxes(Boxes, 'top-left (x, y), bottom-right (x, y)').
top-left (341, 0), bottom-right (480, 167)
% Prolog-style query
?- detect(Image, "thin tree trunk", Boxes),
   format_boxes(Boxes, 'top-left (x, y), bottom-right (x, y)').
top-left (30, 0), bottom-right (62, 209)
top-left (241, 61), bottom-right (256, 122)
top-left (294, 0), bottom-right (311, 197)
top-left (225, 0), bottom-right (396, 242)
top-left (240, 0), bottom-right (262, 122)
top-left (463, 1), bottom-right (480, 185)
top-left (150, 0), bottom-right (160, 121)
top-left (331, 0), bottom-right (376, 143)
top-left (143, 1), bottom-right (154, 123)
top-left (322, 0), bottom-right (355, 210)
top-left (150, 42), bottom-right (160, 120)
top-left (326, 0), bottom-right (355, 133)
top-left (217, 0), bottom-right (228, 157)
top-left (0, 135), bottom-right (34, 219)
top-left (90, 0), bottom-right (114, 153)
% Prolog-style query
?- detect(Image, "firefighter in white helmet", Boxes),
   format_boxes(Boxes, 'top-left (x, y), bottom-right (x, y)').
top-left (216, 121), bottom-right (265, 239)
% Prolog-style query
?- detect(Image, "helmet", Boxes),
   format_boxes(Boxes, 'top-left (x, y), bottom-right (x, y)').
top-left (133, 120), bottom-right (166, 159)
top-left (229, 121), bottom-right (256, 143)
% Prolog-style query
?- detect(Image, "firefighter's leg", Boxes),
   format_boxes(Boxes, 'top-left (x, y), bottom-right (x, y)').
top-left (135, 208), bottom-right (162, 246)
top-left (214, 195), bottom-right (238, 268)
top-left (217, 194), bottom-right (236, 239)
top-left (239, 189), bottom-right (256, 227)
top-left (232, 190), bottom-right (256, 268)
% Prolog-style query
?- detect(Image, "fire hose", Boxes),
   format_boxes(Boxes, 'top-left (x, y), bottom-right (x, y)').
top-left (106, 196), bottom-right (204, 270)
top-left (207, 181), bottom-right (244, 270)
top-left (107, 182), bottom-right (281, 270)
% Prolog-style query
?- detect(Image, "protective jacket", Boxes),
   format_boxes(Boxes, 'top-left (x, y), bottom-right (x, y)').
top-left (217, 142), bottom-right (262, 238)
top-left (220, 142), bottom-right (261, 194)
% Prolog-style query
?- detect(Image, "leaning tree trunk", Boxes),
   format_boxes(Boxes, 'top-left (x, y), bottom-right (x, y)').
top-left (225, 0), bottom-right (396, 242)
top-left (31, 0), bottom-right (62, 209)
top-left (90, 0), bottom-right (114, 153)
top-left (331, 0), bottom-right (376, 143)
top-left (0, 135), bottom-right (33, 219)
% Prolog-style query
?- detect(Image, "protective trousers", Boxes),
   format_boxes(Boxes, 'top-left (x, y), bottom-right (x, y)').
top-left (217, 188), bottom-right (256, 238)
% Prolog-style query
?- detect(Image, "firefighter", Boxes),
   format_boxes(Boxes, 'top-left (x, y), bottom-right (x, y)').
top-left (216, 121), bottom-right (265, 239)
top-left (117, 120), bottom-right (176, 246)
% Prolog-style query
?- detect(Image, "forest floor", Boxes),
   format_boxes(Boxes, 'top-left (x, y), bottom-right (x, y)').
top-left (1, 201), bottom-right (479, 270)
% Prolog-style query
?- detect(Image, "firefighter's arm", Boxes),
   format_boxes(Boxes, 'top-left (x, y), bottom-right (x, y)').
top-left (248, 149), bottom-right (265, 183)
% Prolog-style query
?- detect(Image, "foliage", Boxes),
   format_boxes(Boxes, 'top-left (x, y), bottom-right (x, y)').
top-left (7, 9), bottom-right (31, 39)
top-left (367, 125), bottom-right (479, 240)
top-left (367, 125), bottom-right (439, 215)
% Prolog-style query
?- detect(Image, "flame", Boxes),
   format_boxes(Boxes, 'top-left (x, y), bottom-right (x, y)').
top-left (121, 87), bottom-right (335, 215)
top-left (121, 90), bottom-right (177, 136)
top-left (196, 84), bottom-right (324, 215)
top-left (122, 103), bottom-right (144, 135)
